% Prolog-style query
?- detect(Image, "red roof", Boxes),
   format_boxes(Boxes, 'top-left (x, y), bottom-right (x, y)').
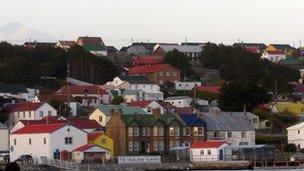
top-left (38, 94), bottom-right (76, 103)
top-left (77, 37), bottom-right (104, 46)
top-left (5, 102), bottom-right (45, 112)
top-left (88, 132), bottom-right (102, 141)
top-left (128, 100), bottom-right (153, 108)
top-left (133, 57), bottom-right (160, 66)
top-left (11, 123), bottom-right (66, 134)
top-left (20, 118), bottom-right (101, 130)
top-left (191, 140), bottom-right (227, 149)
top-left (196, 85), bottom-right (221, 94)
top-left (56, 85), bottom-right (106, 95)
top-left (128, 64), bottom-right (179, 74)
top-left (73, 144), bottom-right (107, 152)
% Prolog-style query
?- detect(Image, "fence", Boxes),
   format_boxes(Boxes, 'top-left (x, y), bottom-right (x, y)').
top-left (40, 156), bottom-right (78, 170)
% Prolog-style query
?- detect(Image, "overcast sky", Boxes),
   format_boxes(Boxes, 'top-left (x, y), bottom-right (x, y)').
top-left (1, 0), bottom-right (304, 48)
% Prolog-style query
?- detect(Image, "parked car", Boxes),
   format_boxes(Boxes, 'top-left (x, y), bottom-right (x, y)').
top-left (14, 155), bottom-right (33, 163)
top-left (0, 150), bottom-right (9, 162)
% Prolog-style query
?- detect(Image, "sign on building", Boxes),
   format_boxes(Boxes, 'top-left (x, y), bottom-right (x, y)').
top-left (117, 155), bottom-right (161, 164)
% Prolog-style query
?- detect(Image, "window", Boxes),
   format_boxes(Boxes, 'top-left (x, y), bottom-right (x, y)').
top-left (146, 127), bottom-right (150, 136)
top-left (166, 72), bottom-right (170, 76)
top-left (193, 127), bottom-right (198, 136)
top-left (65, 137), bottom-right (73, 145)
top-left (147, 107), bottom-right (152, 113)
top-left (207, 150), bottom-right (211, 155)
top-left (29, 138), bottom-right (31, 145)
top-left (43, 138), bottom-right (47, 144)
top-left (159, 72), bottom-right (163, 77)
top-left (186, 127), bottom-right (191, 136)
top-left (153, 127), bottom-right (158, 136)
top-left (23, 112), bottom-right (25, 118)
top-left (128, 127), bottom-right (133, 137)
top-left (200, 150), bottom-right (204, 155)
top-left (158, 127), bottom-right (164, 136)
top-left (173, 72), bottom-right (176, 76)
top-left (134, 141), bottom-right (139, 152)
top-left (29, 112), bottom-right (31, 118)
top-left (169, 127), bottom-right (174, 136)
top-left (227, 132), bottom-right (232, 138)
top-left (198, 127), bottom-right (204, 136)
top-left (17, 112), bottom-right (20, 118)
top-left (14, 139), bottom-right (17, 145)
top-left (133, 127), bottom-right (139, 137)
top-left (253, 118), bottom-right (258, 124)
top-left (158, 141), bottom-right (164, 151)
top-left (154, 141), bottom-right (158, 151)
top-left (48, 111), bottom-right (52, 116)
top-left (101, 138), bottom-right (106, 144)
top-left (128, 141), bottom-right (133, 152)
top-left (99, 116), bottom-right (102, 122)
top-left (142, 127), bottom-right (146, 136)
top-left (174, 127), bottom-right (180, 136)
top-left (39, 111), bottom-right (43, 117)
top-left (214, 131), bottom-right (219, 138)
top-left (241, 131), bottom-right (246, 138)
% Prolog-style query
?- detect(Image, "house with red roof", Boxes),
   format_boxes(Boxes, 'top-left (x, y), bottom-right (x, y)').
top-left (128, 100), bottom-right (164, 115)
top-left (55, 85), bottom-right (109, 106)
top-left (132, 56), bottom-right (163, 66)
top-left (5, 102), bottom-right (57, 128)
top-left (55, 40), bottom-right (75, 50)
top-left (190, 140), bottom-right (230, 162)
top-left (76, 36), bottom-right (107, 57)
top-left (260, 50), bottom-right (286, 63)
top-left (72, 144), bottom-right (110, 163)
top-left (195, 85), bottom-right (221, 94)
top-left (128, 64), bottom-right (181, 84)
top-left (10, 123), bottom-right (87, 163)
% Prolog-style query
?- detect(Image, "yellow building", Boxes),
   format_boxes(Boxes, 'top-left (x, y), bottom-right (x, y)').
top-left (266, 44), bottom-right (293, 56)
top-left (88, 132), bottom-right (114, 159)
top-left (271, 102), bottom-right (304, 115)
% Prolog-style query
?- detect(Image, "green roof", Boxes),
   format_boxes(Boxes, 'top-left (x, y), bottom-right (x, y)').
top-left (97, 105), bottom-right (148, 116)
top-left (281, 58), bottom-right (300, 65)
top-left (83, 44), bottom-right (106, 51)
top-left (122, 114), bottom-right (185, 127)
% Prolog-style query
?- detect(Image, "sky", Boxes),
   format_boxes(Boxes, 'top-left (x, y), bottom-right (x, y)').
top-left (1, 0), bottom-right (304, 48)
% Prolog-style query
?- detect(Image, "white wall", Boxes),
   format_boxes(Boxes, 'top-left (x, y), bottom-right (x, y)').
top-left (288, 127), bottom-right (304, 149)
top-left (190, 144), bottom-right (229, 162)
top-left (34, 103), bottom-right (57, 120)
top-left (143, 101), bottom-right (164, 114)
top-left (164, 98), bottom-right (192, 108)
top-left (89, 109), bottom-right (107, 126)
top-left (175, 81), bottom-right (201, 90)
top-left (261, 52), bottom-right (286, 63)
top-left (0, 128), bottom-right (9, 151)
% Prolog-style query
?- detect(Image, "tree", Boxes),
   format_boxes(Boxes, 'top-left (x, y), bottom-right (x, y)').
top-left (164, 49), bottom-right (194, 80)
top-left (219, 81), bottom-right (271, 111)
top-left (49, 99), bottom-right (71, 118)
top-left (111, 96), bottom-right (124, 105)
top-left (283, 143), bottom-right (297, 152)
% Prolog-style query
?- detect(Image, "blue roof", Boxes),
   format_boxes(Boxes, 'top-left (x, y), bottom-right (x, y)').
top-left (178, 114), bottom-right (206, 127)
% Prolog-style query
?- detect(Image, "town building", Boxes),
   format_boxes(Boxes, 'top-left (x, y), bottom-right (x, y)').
top-left (153, 44), bottom-right (202, 60)
top-left (0, 122), bottom-right (9, 151)
top-left (72, 144), bottom-right (110, 163)
top-left (233, 43), bottom-right (267, 54)
top-left (271, 102), bottom-right (304, 117)
top-left (76, 36), bottom-right (107, 56)
top-left (174, 81), bottom-right (202, 91)
top-left (89, 105), bottom-right (148, 126)
top-left (202, 113), bottom-right (255, 146)
top-left (0, 84), bottom-right (35, 102)
top-left (123, 89), bottom-right (163, 102)
top-left (5, 102), bottom-right (57, 128)
top-left (164, 96), bottom-right (193, 108)
top-left (287, 122), bottom-right (304, 150)
top-left (128, 64), bottom-right (181, 84)
top-left (266, 44), bottom-right (293, 55)
top-left (128, 100), bottom-right (164, 115)
top-left (260, 50), bottom-right (286, 63)
top-left (10, 123), bottom-right (87, 162)
top-left (190, 140), bottom-right (230, 162)
top-left (106, 110), bottom-right (185, 156)
top-left (88, 132), bottom-right (114, 159)
top-left (55, 41), bottom-right (75, 50)
top-left (55, 85), bottom-right (109, 106)
top-left (132, 56), bottom-right (162, 66)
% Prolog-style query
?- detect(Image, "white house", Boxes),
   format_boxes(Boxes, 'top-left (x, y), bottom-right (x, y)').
top-left (287, 122), bottom-right (304, 150)
top-left (164, 96), bottom-right (193, 108)
top-left (0, 122), bottom-right (9, 151)
top-left (10, 123), bottom-right (87, 163)
top-left (0, 84), bottom-right (31, 101)
top-left (72, 144), bottom-right (110, 163)
top-left (128, 100), bottom-right (164, 115)
top-left (5, 102), bottom-right (57, 128)
top-left (174, 81), bottom-right (201, 91)
top-left (123, 89), bottom-right (163, 102)
top-left (190, 140), bottom-right (230, 162)
top-left (260, 51), bottom-right (286, 63)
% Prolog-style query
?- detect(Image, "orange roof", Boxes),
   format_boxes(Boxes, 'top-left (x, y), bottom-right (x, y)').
top-left (88, 132), bottom-right (102, 141)
top-left (128, 100), bottom-right (153, 108)
top-left (191, 140), bottom-right (227, 149)
top-left (5, 102), bottom-right (45, 112)
top-left (128, 64), bottom-right (179, 74)
top-left (11, 123), bottom-right (66, 134)
top-left (73, 144), bottom-right (107, 152)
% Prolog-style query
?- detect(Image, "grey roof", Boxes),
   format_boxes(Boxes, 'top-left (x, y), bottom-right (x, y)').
top-left (202, 114), bottom-right (255, 131)
top-left (158, 45), bottom-right (202, 53)
top-left (164, 96), bottom-right (192, 100)
top-left (224, 145), bottom-right (272, 149)
top-left (0, 84), bottom-right (28, 93)
top-left (203, 112), bottom-right (258, 119)
top-left (127, 45), bottom-right (149, 54)
top-left (123, 89), bottom-right (143, 95)
top-left (181, 42), bottom-right (205, 46)
top-left (0, 122), bottom-right (7, 129)
top-left (120, 75), bottom-right (152, 84)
